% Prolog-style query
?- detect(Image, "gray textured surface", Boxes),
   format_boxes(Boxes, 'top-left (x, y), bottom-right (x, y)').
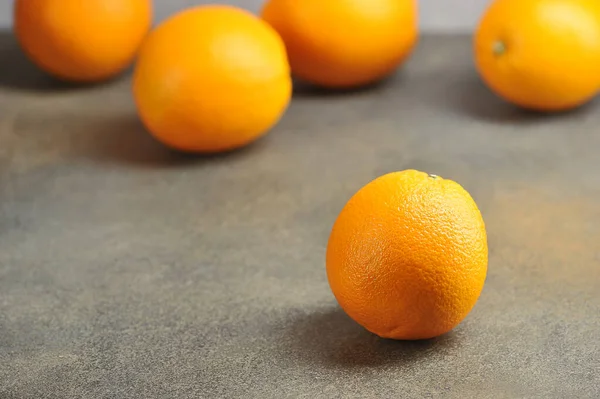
top-left (1, 33), bottom-right (600, 398)
top-left (0, 0), bottom-right (488, 32)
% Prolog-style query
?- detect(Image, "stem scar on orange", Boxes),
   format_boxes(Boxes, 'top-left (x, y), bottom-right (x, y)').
top-left (326, 170), bottom-right (488, 340)
top-left (474, 0), bottom-right (600, 111)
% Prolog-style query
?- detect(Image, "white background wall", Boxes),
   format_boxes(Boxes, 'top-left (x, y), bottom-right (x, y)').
top-left (0, 0), bottom-right (490, 32)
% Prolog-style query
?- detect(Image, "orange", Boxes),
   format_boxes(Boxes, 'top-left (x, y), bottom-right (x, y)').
top-left (474, 0), bottom-right (600, 111)
top-left (14, 0), bottom-right (152, 83)
top-left (326, 170), bottom-right (488, 340)
top-left (261, 0), bottom-right (418, 89)
top-left (132, 5), bottom-right (292, 153)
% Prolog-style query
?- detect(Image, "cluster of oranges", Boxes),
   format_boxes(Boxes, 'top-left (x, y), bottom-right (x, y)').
top-left (15, 0), bottom-right (600, 153)
top-left (13, 0), bottom-right (419, 153)
top-left (11, 0), bottom-right (600, 340)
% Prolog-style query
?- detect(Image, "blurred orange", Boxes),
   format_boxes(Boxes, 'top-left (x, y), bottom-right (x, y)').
top-left (14, 0), bottom-right (152, 83)
top-left (475, 0), bottom-right (600, 111)
top-left (132, 5), bottom-right (292, 153)
top-left (261, 0), bottom-right (418, 89)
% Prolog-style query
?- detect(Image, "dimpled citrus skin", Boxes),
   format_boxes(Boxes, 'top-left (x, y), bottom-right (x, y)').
top-left (261, 0), bottom-right (418, 89)
top-left (14, 0), bottom-right (152, 82)
top-left (326, 170), bottom-right (488, 340)
top-left (474, 0), bottom-right (600, 111)
top-left (132, 5), bottom-right (292, 153)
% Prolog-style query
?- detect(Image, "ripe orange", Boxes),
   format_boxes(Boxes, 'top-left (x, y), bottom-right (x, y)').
top-left (261, 0), bottom-right (418, 89)
top-left (14, 0), bottom-right (152, 83)
top-left (326, 170), bottom-right (488, 340)
top-left (474, 0), bottom-right (600, 111)
top-left (133, 5), bottom-right (292, 153)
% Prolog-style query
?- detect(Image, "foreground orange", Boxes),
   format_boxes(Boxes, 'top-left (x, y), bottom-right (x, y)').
top-left (326, 170), bottom-right (488, 340)
top-left (261, 0), bottom-right (418, 89)
top-left (133, 5), bottom-right (292, 153)
top-left (475, 0), bottom-right (600, 111)
top-left (14, 0), bottom-right (152, 83)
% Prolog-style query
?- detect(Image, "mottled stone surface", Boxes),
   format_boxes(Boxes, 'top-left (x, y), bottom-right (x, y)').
top-left (1, 32), bottom-right (599, 398)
